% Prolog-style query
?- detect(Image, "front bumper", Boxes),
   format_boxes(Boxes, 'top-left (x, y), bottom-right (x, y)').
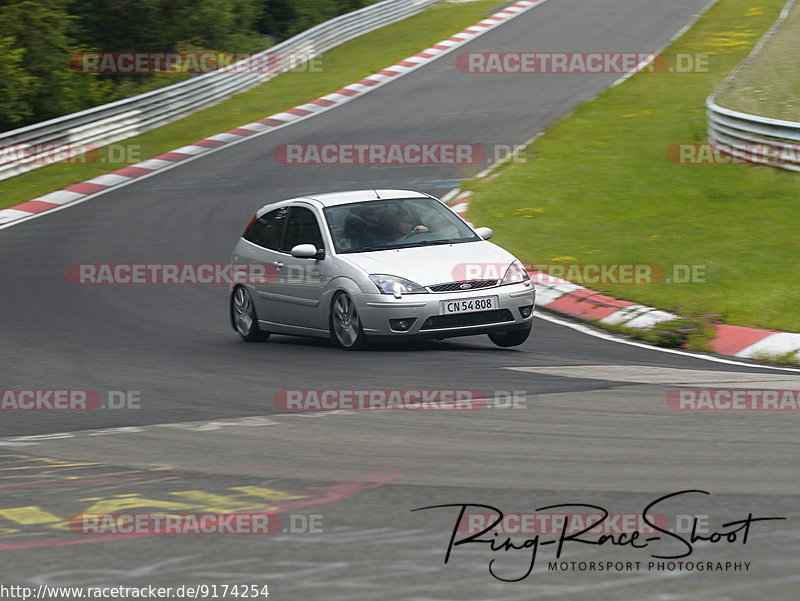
top-left (355, 282), bottom-right (535, 339)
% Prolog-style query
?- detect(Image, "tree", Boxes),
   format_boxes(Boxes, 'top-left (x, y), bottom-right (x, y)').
top-left (0, 36), bottom-right (36, 129)
top-left (0, 0), bottom-right (373, 131)
top-left (0, 0), bottom-right (111, 127)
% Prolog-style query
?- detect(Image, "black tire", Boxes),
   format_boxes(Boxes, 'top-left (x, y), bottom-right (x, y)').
top-left (329, 291), bottom-right (368, 350)
top-left (230, 286), bottom-right (270, 342)
top-left (488, 326), bottom-right (531, 348)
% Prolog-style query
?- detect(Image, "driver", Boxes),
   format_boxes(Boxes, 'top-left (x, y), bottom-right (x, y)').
top-left (376, 207), bottom-right (428, 243)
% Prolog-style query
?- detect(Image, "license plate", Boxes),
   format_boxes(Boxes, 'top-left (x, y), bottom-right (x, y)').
top-left (440, 296), bottom-right (498, 315)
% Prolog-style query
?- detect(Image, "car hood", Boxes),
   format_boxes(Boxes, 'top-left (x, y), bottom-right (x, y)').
top-left (338, 241), bottom-right (519, 286)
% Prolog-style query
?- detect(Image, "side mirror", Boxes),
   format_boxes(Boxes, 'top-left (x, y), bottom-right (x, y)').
top-left (290, 244), bottom-right (324, 259)
top-left (474, 227), bottom-right (493, 240)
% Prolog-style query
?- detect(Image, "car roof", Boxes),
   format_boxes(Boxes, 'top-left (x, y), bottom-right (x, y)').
top-left (256, 189), bottom-right (432, 214)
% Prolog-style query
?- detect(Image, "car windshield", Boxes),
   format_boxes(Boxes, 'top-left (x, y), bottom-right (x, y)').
top-left (324, 197), bottom-right (480, 253)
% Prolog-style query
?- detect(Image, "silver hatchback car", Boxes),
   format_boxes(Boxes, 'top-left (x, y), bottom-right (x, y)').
top-left (230, 190), bottom-right (535, 349)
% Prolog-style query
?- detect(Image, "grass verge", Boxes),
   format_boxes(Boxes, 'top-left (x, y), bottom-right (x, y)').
top-left (466, 0), bottom-right (800, 335)
top-left (590, 315), bottom-right (720, 351)
top-left (0, 0), bottom-right (504, 209)
top-left (750, 350), bottom-right (800, 366)
top-left (715, 0), bottom-right (800, 120)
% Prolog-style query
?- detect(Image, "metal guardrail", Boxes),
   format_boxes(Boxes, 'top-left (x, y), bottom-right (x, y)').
top-left (0, 0), bottom-right (441, 181)
top-left (706, 0), bottom-right (800, 172)
top-left (706, 100), bottom-right (800, 172)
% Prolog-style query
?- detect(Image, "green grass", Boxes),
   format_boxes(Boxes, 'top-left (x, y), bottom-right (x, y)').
top-left (750, 350), bottom-right (800, 366)
top-left (716, 1), bottom-right (800, 119)
top-left (593, 316), bottom-right (719, 351)
top-left (0, 0), bottom-right (504, 209)
top-left (467, 0), bottom-right (800, 333)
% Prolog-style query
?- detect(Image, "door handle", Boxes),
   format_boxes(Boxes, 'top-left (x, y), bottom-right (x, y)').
top-left (273, 261), bottom-right (284, 269)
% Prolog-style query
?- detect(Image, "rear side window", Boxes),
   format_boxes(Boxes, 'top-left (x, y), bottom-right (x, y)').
top-left (243, 207), bottom-right (288, 250)
top-left (280, 206), bottom-right (324, 252)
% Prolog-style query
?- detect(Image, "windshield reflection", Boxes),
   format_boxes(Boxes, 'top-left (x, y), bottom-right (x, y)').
top-left (324, 197), bottom-right (480, 253)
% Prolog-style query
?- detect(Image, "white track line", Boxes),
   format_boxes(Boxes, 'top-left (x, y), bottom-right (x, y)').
top-left (533, 311), bottom-right (800, 373)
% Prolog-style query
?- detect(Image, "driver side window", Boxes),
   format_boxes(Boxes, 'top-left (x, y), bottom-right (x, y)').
top-left (280, 206), bottom-right (324, 253)
top-left (243, 207), bottom-right (288, 250)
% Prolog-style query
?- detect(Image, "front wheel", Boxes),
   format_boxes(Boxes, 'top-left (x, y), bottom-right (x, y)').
top-left (231, 286), bottom-right (270, 342)
top-left (330, 292), bottom-right (368, 350)
top-left (488, 326), bottom-right (531, 348)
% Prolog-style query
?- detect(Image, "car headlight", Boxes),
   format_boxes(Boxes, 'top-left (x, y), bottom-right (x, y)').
top-left (369, 274), bottom-right (428, 298)
top-left (500, 261), bottom-right (531, 286)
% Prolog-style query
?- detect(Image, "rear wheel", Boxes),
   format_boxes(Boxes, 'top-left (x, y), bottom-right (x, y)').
top-left (231, 286), bottom-right (270, 342)
top-left (330, 292), bottom-right (368, 350)
top-left (488, 326), bottom-right (531, 348)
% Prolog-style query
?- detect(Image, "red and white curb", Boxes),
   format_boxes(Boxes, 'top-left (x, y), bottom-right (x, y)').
top-left (0, 0), bottom-right (544, 228)
top-left (530, 273), bottom-right (680, 329)
top-left (445, 191), bottom-right (800, 361)
top-left (709, 325), bottom-right (800, 359)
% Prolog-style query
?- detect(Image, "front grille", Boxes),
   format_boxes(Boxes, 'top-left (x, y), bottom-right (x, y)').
top-left (428, 279), bottom-right (498, 293)
top-left (421, 309), bottom-right (514, 330)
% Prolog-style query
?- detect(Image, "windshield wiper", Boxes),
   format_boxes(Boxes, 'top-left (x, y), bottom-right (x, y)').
top-left (405, 238), bottom-right (470, 247)
top-left (343, 238), bottom-right (473, 253)
top-left (345, 244), bottom-right (404, 253)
